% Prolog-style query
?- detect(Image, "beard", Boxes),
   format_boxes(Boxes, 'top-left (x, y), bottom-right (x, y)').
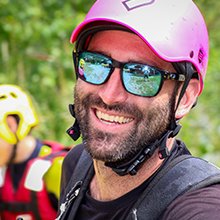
top-left (74, 84), bottom-right (176, 164)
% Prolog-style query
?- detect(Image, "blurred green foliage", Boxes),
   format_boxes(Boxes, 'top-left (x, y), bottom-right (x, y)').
top-left (0, 0), bottom-right (219, 165)
top-left (180, 0), bottom-right (220, 165)
top-left (0, 0), bottom-right (95, 146)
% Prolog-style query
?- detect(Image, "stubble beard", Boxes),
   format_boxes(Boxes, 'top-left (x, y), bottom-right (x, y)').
top-left (74, 86), bottom-right (175, 164)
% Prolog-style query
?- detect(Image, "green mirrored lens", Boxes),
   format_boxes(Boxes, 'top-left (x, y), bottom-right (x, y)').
top-left (122, 63), bottom-right (162, 96)
top-left (78, 52), bottom-right (112, 84)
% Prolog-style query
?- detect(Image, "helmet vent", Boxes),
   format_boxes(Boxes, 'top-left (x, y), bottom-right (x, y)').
top-left (0, 95), bottom-right (6, 99)
top-left (10, 92), bottom-right (17, 98)
top-left (190, 51), bottom-right (194, 58)
top-left (198, 48), bottom-right (204, 64)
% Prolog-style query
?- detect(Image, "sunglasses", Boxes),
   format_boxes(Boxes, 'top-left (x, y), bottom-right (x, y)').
top-left (72, 51), bottom-right (185, 97)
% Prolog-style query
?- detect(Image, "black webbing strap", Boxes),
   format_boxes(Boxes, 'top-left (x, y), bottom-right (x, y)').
top-left (30, 191), bottom-right (41, 220)
top-left (42, 150), bottom-right (67, 161)
top-left (126, 155), bottom-right (220, 220)
top-left (57, 150), bottom-right (94, 220)
top-left (0, 202), bottom-right (33, 212)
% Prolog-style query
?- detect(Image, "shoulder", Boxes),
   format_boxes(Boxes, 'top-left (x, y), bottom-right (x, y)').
top-left (62, 143), bottom-right (85, 171)
top-left (162, 184), bottom-right (220, 220)
top-left (60, 144), bottom-right (85, 192)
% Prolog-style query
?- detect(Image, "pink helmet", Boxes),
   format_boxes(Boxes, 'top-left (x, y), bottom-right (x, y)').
top-left (70, 0), bottom-right (209, 95)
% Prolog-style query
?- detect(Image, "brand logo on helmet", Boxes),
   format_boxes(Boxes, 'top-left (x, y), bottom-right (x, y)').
top-left (122, 0), bottom-right (155, 11)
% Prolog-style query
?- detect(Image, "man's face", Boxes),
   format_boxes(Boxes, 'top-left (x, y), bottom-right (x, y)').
top-left (74, 30), bottom-right (178, 164)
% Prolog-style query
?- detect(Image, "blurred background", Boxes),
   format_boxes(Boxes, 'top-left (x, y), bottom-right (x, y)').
top-left (0, 0), bottom-right (219, 165)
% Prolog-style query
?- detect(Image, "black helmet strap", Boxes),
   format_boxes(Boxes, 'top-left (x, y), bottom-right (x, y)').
top-left (172, 62), bottom-right (196, 112)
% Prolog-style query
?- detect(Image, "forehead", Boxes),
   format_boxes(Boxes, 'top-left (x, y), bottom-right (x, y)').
top-left (88, 30), bottom-right (175, 71)
top-left (88, 30), bottom-right (149, 52)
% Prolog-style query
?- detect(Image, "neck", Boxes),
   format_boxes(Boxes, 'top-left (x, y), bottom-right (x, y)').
top-left (90, 138), bottom-right (175, 201)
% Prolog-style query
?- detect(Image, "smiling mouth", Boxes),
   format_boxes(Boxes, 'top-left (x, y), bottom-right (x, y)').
top-left (95, 109), bottom-right (134, 124)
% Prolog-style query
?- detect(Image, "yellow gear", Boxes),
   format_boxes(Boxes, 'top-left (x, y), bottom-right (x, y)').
top-left (44, 156), bottom-right (63, 198)
top-left (39, 145), bottom-right (64, 199)
top-left (0, 84), bottom-right (39, 144)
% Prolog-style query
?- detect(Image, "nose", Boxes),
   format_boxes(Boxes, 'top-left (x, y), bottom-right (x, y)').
top-left (98, 68), bottom-right (129, 105)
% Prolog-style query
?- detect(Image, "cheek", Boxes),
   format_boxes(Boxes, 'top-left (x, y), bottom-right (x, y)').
top-left (0, 140), bottom-right (12, 165)
top-left (76, 79), bottom-right (99, 95)
top-left (74, 82), bottom-right (92, 119)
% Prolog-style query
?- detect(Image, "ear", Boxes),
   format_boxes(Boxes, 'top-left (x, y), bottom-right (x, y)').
top-left (175, 79), bottom-right (200, 119)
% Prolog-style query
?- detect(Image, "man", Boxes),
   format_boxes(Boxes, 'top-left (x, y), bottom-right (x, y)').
top-left (0, 84), bottom-right (68, 220)
top-left (58, 0), bottom-right (220, 219)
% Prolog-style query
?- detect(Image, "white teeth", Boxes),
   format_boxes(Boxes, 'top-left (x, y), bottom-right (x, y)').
top-left (96, 110), bottom-right (133, 124)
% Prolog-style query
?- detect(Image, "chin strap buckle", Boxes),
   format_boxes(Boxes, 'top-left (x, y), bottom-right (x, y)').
top-left (105, 142), bottom-right (158, 176)
top-left (66, 104), bottom-right (81, 141)
top-left (158, 123), bottom-right (182, 159)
